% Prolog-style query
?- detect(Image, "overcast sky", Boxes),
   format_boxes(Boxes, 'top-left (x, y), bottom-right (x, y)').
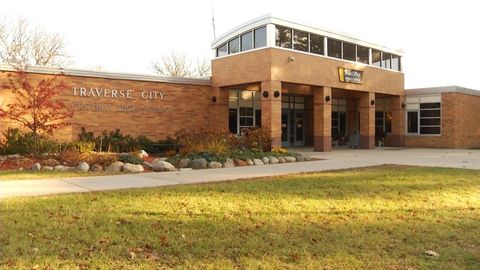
top-left (2, 0), bottom-right (479, 89)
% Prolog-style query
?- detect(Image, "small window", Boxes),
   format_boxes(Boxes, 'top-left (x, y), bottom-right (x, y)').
top-left (254, 27), bottom-right (267, 48)
top-left (391, 54), bottom-right (401, 71)
top-left (327, 38), bottom-right (342, 59)
top-left (382, 52), bottom-right (392, 69)
top-left (293, 30), bottom-right (309, 52)
top-left (228, 37), bottom-right (240, 54)
top-left (357, 45), bottom-right (369, 64)
top-left (372, 49), bottom-right (381, 67)
top-left (241, 32), bottom-right (253, 51)
top-left (275, 26), bottom-right (292, 48)
top-left (407, 111), bottom-right (418, 133)
top-left (342, 42), bottom-right (356, 61)
top-left (216, 43), bottom-right (228, 57)
top-left (310, 34), bottom-right (324, 55)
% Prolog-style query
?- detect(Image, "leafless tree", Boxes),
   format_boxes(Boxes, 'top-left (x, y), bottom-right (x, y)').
top-left (152, 51), bottom-right (211, 78)
top-left (0, 17), bottom-right (71, 68)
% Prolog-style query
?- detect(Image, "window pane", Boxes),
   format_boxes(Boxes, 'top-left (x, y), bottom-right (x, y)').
top-left (328, 38), bottom-right (342, 58)
top-left (275, 26), bottom-right (292, 48)
top-left (310, 34), bottom-right (324, 55)
top-left (372, 49), bottom-right (381, 67)
top-left (240, 107), bottom-right (253, 116)
top-left (420, 102), bottom-right (441, 109)
top-left (254, 27), bottom-right (267, 48)
top-left (382, 52), bottom-right (392, 69)
top-left (392, 54), bottom-right (401, 71)
top-left (385, 112), bottom-right (392, 133)
top-left (420, 126), bottom-right (441, 134)
top-left (255, 109), bottom-right (261, 128)
top-left (228, 37), bottom-right (240, 54)
top-left (343, 42), bottom-right (356, 61)
top-left (420, 118), bottom-right (441, 126)
top-left (293, 30), bottom-right (309, 52)
top-left (420, 110), bottom-right (441, 117)
top-left (228, 90), bottom-right (238, 108)
top-left (229, 109), bottom-right (237, 134)
top-left (357, 45), bottom-right (369, 64)
top-left (241, 32), bottom-right (253, 51)
top-left (217, 43), bottom-right (228, 57)
top-left (407, 111), bottom-right (418, 133)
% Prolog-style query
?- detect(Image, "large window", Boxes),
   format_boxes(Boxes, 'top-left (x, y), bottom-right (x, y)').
top-left (328, 38), bottom-right (342, 59)
top-left (331, 99), bottom-right (347, 138)
top-left (293, 30), bottom-right (309, 52)
top-left (382, 52), bottom-right (392, 69)
top-left (310, 33), bottom-right (324, 55)
top-left (406, 96), bottom-right (441, 135)
top-left (275, 26), bottom-right (292, 48)
top-left (229, 89), bottom-right (261, 135)
top-left (375, 111), bottom-right (385, 138)
top-left (357, 45), bottom-right (369, 64)
top-left (254, 27), bottom-right (267, 48)
top-left (241, 32), bottom-right (253, 51)
top-left (342, 42), bottom-right (356, 61)
top-left (228, 37), bottom-right (240, 54)
top-left (391, 54), bottom-right (401, 71)
top-left (217, 43), bottom-right (228, 57)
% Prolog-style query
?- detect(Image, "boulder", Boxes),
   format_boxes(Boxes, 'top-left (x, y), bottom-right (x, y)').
top-left (91, 164), bottom-right (103, 172)
top-left (262, 157), bottom-right (270, 164)
top-left (190, 158), bottom-right (208, 170)
top-left (277, 156), bottom-right (286, 163)
top-left (253, 158), bottom-right (264, 165)
top-left (122, 163), bottom-right (144, 173)
top-left (234, 159), bottom-right (248, 166)
top-left (41, 158), bottom-right (60, 167)
top-left (178, 158), bottom-right (191, 168)
top-left (152, 157), bottom-right (168, 163)
top-left (269, 156), bottom-right (279, 164)
top-left (304, 155), bottom-right (312, 161)
top-left (223, 158), bottom-right (235, 168)
top-left (6, 154), bottom-right (22, 159)
top-left (295, 155), bottom-right (306, 162)
top-left (42, 166), bottom-right (54, 171)
top-left (31, 163), bottom-right (41, 171)
top-left (54, 165), bottom-right (74, 171)
top-left (76, 162), bottom-right (90, 172)
top-left (284, 156), bottom-right (296, 163)
top-left (245, 159), bottom-right (254, 166)
top-left (106, 161), bottom-right (124, 173)
top-left (0, 156), bottom-right (6, 162)
top-left (137, 150), bottom-right (149, 159)
top-left (208, 161), bottom-right (222, 169)
top-left (152, 161), bottom-right (177, 172)
top-left (142, 161), bottom-right (153, 170)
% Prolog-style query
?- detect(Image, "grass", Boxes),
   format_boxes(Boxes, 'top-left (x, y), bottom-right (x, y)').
top-left (0, 170), bottom-right (119, 181)
top-left (1, 165), bottom-right (479, 269)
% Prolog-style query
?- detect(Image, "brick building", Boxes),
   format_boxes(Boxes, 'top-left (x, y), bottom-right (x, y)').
top-left (0, 15), bottom-right (479, 149)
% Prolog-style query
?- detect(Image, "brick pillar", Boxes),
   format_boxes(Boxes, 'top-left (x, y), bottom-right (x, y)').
top-left (313, 86), bottom-right (332, 152)
top-left (261, 80), bottom-right (282, 147)
top-left (359, 92), bottom-right (375, 149)
top-left (210, 86), bottom-right (229, 129)
top-left (390, 95), bottom-right (405, 147)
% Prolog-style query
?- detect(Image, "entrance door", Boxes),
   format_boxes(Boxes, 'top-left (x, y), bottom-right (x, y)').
top-left (281, 95), bottom-right (305, 147)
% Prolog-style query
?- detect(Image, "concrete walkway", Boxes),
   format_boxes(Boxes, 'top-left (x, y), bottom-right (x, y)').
top-left (1, 148), bottom-right (480, 199)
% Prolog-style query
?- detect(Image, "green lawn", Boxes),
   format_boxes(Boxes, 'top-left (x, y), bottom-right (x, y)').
top-left (0, 170), bottom-right (119, 181)
top-left (1, 166), bottom-right (479, 269)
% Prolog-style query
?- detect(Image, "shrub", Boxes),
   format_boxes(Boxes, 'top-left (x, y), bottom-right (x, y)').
top-left (58, 148), bottom-right (83, 165)
top-left (0, 128), bottom-right (59, 155)
top-left (118, 155), bottom-right (143, 165)
top-left (82, 153), bottom-right (118, 167)
top-left (176, 128), bottom-right (238, 156)
top-left (271, 147), bottom-right (288, 154)
top-left (241, 128), bottom-right (272, 152)
top-left (66, 141), bottom-right (96, 153)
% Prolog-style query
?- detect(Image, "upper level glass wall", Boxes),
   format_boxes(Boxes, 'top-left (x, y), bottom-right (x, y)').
top-left (273, 25), bottom-right (402, 72)
top-left (216, 26), bottom-right (267, 57)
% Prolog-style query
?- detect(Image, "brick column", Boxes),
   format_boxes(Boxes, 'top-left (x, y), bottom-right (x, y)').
top-left (261, 80), bottom-right (282, 147)
top-left (313, 86), bottom-right (332, 152)
top-left (359, 92), bottom-right (375, 149)
top-left (390, 95), bottom-right (405, 147)
top-left (210, 86), bottom-right (229, 129)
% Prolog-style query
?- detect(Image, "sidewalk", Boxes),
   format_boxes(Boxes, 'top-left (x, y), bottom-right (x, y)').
top-left (2, 148), bottom-right (480, 199)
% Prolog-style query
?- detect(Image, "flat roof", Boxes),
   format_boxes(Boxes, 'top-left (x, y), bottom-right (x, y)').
top-left (211, 14), bottom-right (404, 56)
top-left (0, 64), bottom-right (212, 86)
top-left (406, 86), bottom-right (480, 97)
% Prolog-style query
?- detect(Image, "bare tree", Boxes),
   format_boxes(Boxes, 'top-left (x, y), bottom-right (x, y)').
top-left (0, 17), bottom-right (71, 68)
top-left (152, 51), bottom-right (211, 78)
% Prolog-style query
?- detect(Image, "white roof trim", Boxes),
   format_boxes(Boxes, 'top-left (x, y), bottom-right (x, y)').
top-left (406, 86), bottom-right (480, 97)
top-left (211, 14), bottom-right (404, 56)
top-left (0, 64), bottom-right (212, 86)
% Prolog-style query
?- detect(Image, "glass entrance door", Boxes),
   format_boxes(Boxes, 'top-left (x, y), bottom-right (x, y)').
top-left (281, 95), bottom-right (305, 147)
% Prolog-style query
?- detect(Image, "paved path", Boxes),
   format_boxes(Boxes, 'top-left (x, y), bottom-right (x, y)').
top-left (1, 148), bottom-right (480, 199)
